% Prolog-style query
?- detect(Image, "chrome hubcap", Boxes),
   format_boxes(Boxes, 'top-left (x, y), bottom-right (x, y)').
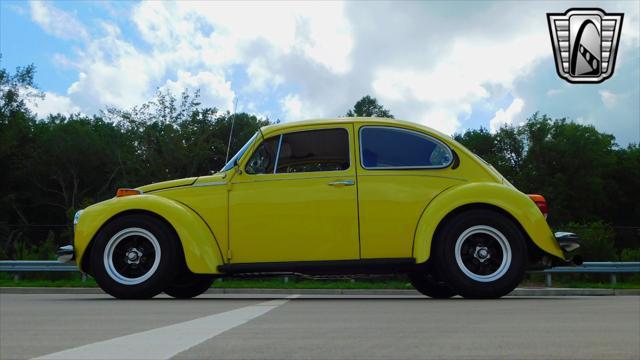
top-left (103, 228), bottom-right (161, 285)
top-left (474, 246), bottom-right (490, 263)
top-left (454, 225), bottom-right (512, 282)
top-left (126, 248), bottom-right (143, 264)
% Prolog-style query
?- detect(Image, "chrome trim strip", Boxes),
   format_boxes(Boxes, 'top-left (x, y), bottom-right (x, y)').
top-left (192, 181), bottom-right (227, 187)
top-left (358, 173), bottom-right (467, 181)
top-left (273, 134), bottom-right (283, 174)
top-left (358, 126), bottom-right (454, 170)
top-left (232, 174), bottom-right (352, 184)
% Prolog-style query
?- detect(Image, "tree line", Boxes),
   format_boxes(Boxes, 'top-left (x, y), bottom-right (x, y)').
top-left (1, 64), bottom-right (638, 260)
top-left (1, 65), bottom-right (268, 258)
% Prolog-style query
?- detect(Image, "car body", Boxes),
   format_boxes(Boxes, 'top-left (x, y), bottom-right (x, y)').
top-left (62, 117), bottom-right (580, 299)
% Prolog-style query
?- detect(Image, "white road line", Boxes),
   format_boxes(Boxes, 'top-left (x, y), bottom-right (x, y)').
top-left (33, 295), bottom-right (299, 360)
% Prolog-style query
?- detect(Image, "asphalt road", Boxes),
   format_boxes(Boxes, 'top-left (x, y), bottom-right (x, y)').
top-left (1, 293), bottom-right (639, 360)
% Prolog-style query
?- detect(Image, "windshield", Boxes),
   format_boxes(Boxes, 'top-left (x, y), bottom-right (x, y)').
top-left (220, 132), bottom-right (259, 172)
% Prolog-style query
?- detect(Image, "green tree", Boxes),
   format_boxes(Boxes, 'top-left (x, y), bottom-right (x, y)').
top-left (455, 113), bottom-right (627, 226)
top-left (26, 114), bottom-right (138, 222)
top-left (106, 90), bottom-right (269, 183)
top-left (1, 64), bottom-right (273, 258)
top-left (1, 63), bottom-right (40, 228)
top-left (0, 61), bottom-right (42, 119)
top-left (346, 95), bottom-right (394, 118)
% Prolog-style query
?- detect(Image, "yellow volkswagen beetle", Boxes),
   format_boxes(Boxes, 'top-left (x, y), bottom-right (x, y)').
top-left (60, 118), bottom-right (580, 299)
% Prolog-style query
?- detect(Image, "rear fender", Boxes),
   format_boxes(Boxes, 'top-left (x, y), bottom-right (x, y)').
top-left (74, 195), bottom-right (224, 274)
top-left (412, 182), bottom-right (564, 263)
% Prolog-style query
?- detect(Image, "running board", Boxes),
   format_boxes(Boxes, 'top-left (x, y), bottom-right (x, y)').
top-left (218, 258), bottom-right (416, 275)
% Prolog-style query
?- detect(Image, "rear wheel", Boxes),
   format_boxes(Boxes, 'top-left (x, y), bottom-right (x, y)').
top-left (408, 270), bottom-right (456, 299)
top-left (433, 209), bottom-right (526, 299)
top-left (91, 214), bottom-right (180, 299)
top-left (165, 272), bottom-right (216, 299)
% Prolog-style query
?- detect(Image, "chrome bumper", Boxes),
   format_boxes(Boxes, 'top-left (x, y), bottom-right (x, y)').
top-left (554, 232), bottom-right (582, 265)
top-left (57, 245), bottom-right (74, 263)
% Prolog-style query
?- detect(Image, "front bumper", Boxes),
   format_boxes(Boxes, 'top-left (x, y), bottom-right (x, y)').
top-left (57, 245), bottom-right (74, 263)
top-left (554, 232), bottom-right (582, 265)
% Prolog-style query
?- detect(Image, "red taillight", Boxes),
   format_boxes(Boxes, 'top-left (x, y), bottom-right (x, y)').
top-left (528, 194), bottom-right (548, 218)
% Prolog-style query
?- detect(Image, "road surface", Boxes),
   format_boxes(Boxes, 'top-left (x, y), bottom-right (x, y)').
top-left (1, 293), bottom-right (638, 359)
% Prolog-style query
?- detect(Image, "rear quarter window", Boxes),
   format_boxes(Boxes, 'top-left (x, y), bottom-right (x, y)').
top-left (360, 126), bottom-right (453, 169)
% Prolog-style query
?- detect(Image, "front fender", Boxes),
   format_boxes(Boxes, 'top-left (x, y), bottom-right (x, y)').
top-left (74, 194), bottom-right (224, 274)
top-left (412, 182), bottom-right (564, 263)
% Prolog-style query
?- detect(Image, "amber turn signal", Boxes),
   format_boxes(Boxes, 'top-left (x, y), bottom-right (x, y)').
top-left (116, 188), bottom-right (142, 197)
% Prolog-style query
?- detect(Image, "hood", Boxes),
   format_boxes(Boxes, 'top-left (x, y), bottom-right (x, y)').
top-left (137, 177), bottom-right (199, 193)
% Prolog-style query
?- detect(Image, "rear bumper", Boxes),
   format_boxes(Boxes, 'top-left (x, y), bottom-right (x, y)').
top-left (554, 232), bottom-right (582, 265)
top-left (57, 245), bottom-right (74, 263)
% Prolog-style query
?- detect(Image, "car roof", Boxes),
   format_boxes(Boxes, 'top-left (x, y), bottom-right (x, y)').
top-left (260, 117), bottom-right (451, 140)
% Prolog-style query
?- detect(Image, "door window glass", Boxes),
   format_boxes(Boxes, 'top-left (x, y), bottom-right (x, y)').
top-left (276, 129), bottom-right (350, 173)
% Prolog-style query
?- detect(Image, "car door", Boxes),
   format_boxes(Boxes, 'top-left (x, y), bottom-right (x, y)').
top-left (355, 124), bottom-right (466, 259)
top-left (228, 124), bottom-right (360, 264)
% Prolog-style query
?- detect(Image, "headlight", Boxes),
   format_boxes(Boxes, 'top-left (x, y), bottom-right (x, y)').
top-left (73, 210), bottom-right (84, 226)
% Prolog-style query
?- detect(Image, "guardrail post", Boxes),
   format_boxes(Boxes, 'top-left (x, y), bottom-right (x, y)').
top-left (81, 273), bottom-right (87, 282)
top-left (545, 273), bottom-right (552, 287)
top-left (610, 273), bottom-right (617, 286)
top-left (13, 273), bottom-right (21, 282)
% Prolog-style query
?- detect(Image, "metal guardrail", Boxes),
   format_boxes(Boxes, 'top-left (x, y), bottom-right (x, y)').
top-left (1, 260), bottom-right (639, 286)
top-left (542, 261), bottom-right (640, 287)
top-left (0, 260), bottom-right (85, 281)
top-left (0, 260), bottom-right (78, 272)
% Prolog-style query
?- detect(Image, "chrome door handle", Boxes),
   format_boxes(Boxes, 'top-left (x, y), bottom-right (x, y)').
top-left (328, 180), bottom-right (355, 187)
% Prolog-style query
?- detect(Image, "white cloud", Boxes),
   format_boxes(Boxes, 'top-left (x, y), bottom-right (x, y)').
top-left (21, 0), bottom-right (639, 145)
top-left (27, 1), bottom-right (353, 116)
top-left (173, 1), bottom-right (353, 72)
top-left (599, 90), bottom-right (618, 109)
top-left (28, 91), bottom-right (81, 117)
top-left (280, 93), bottom-right (323, 121)
top-left (245, 59), bottom-right (284, 92)
top-left (66, 36), bottom-right (164, 110)
top-left (489, 98), bottom-right (525, 133)
top-left (420, 108), bottom-right (463, 136)
top-left (29, 1), bottom-right (89, 41)
top-left (161, 70), bottom-right (235, 111)
top-left (281, 94), bottom-right (303, 121)
top-left (372, 30), bottom-right (548, 134)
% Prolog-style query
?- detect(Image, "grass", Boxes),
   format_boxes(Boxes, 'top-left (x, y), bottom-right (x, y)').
top-left (1, 273), bottom-right (639, 289)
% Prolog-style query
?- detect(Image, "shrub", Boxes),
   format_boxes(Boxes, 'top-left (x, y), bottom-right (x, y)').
top-left (561, 221), bottom-right (617, 261)
top-left (620, 248), bottom-right (640, 261)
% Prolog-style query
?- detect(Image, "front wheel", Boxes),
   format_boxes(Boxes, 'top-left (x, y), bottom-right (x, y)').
top-left (91, 214), bottom-right (180, 299)
top-left (433, 210), bottom-right (527, 299)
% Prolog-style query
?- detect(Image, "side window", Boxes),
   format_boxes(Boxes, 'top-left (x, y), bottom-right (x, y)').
top-left (245, 136), bottom-right (279, 174)
top-left (276, 129), bottom-right (349, 173)
top-left (360, 127), bottom-right (452, 169)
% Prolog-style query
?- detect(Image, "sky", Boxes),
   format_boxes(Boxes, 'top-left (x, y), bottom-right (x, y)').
top-left (1, 0), bottom-right (639, 145)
